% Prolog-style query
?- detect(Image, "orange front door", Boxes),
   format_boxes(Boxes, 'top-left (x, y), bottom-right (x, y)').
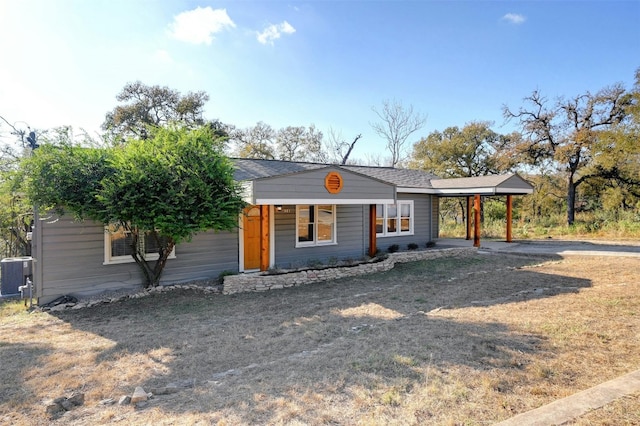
top-left (243, 206), bottom-right (261, 270)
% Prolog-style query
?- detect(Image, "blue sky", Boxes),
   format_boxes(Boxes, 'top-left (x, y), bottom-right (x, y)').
top-left (1, 0), bottom-right (638, 162)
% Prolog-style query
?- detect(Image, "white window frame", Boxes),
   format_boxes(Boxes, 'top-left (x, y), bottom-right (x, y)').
top-left (376, 200), bottom-right (414, 237)
top-left (104, 225), bottom-right (176, 265)
top-left (295, 204), bottom-right (337, 247)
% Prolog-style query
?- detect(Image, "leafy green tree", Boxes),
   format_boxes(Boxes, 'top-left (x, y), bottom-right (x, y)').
top-left (409, 121), bottom-right (514, 177)
top-left (503, 77), bottom-right (637, 225)
top-left (102, 81), bottom-right (210, 143)
top-left (230, 122), bottom-right (327, 162)
top-left (0, 116), bottom-right (40, 257)
top-left (588, 68), bottom-right (640, 209)
top-left (23, 126), bottom-right (245, 287)
top-left (410, 121), bottom-right (517, 225)
top-left (275, 125), bottom-right (325, 162)
top-left (519, 172), bottom-right (566, 222)
top-left (230, 121), bottom-right (276, 159)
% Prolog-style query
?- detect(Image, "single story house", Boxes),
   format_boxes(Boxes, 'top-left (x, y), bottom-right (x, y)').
top-left (30, 158), bottom-right (533, 304)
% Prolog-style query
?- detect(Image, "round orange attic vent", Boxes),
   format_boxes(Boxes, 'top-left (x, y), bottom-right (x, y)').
top-left (325, 171), bottom-right (343, 194)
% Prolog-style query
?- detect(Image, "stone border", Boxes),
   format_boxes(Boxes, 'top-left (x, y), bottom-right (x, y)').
top-left (222, 247), bottom-right (477, 295)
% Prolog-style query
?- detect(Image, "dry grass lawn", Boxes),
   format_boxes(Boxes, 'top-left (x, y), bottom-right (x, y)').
top-left (0, 252), bottom-right (638, 425)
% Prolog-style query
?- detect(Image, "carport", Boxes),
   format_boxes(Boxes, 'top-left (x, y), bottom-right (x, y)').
top-left (430, 174), bottom-right (534, 247)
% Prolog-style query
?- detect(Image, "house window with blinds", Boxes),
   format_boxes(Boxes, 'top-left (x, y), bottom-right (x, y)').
top-left (375, 201), bottom-right (414, 237)
top-left (104, 225), bottom-right (175, 264)
top-left (296, 205), bottom-right (336, 247)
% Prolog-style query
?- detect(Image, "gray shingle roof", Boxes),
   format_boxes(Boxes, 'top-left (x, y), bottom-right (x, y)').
top-left (232, 158), bottom-right (327, 181)
top-left (342, 165), bottom-right (438, 188)
top-left (231, 158), bottom-right (532, 195)
top-left (431, 174), bottom-right (515, 189)
top-left (232, 158), bottom-right (438, 188)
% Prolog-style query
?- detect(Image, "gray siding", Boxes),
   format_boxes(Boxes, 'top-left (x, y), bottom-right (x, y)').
top-left (253, 167), bottom-right (395, 202)
top-left (431, 196), bottom-right (440, 239)
top-left (34, 195), bottom-right (440, 303)
top-left (273, 205), bottom-right (367, 268)
top-left (35, 216), bottom-right (239, 304)
top-left (376, 194), bottom-right (434, 251)
top-left (496, 175), bottom-right (534, 193)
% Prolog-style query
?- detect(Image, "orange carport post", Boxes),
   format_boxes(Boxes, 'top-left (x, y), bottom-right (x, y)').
top-left (260, 205), bottom-right (270, 271)
top-left (465, 196), bottom-right (472, 240)
top-left (368, 204), bottom-right (377, 257)
top-left (473, 194), bottom-right (481, 247)
top-left (506, 195), bottom-right (513, 243)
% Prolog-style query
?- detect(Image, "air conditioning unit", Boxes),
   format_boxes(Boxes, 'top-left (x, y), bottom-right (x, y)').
top-left (1, 257), bottom-right (32, 297)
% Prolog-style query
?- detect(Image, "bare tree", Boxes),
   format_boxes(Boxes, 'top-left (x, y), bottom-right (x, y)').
top-left (325, 127), bottom-right (362, 165)
top-left (371, 99), bottom-right (427, 167)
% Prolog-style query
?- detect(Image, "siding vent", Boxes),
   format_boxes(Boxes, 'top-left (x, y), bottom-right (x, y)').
top-left (324, 172), bottom-right (344, 194)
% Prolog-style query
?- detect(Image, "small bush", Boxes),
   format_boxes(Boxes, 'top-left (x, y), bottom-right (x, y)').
top-left (387, 244), bottom-right (400, 253)
top-left (407, 242), bottom-right (419, 250)
top-left (426, 241), bottom-right (436, 248)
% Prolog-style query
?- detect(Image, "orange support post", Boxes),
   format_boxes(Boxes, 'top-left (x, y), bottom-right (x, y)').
top-left (368, 204), bottom-right (377, 257)
top-left (260, 205), bottom-right (270, 271)
top-left (465, 196), bottom-right (472, 240)
top-left (506, 195), bottom-right (513, 243)
top-left (473, 194), bottom-right (481, 248)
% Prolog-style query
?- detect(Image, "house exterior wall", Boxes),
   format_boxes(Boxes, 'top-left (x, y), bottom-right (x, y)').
top-left (271, 204), bottom-right (367, 268)
top-left (253, 167), bottom-right (395, 203)
top-left (34, 194), bottom-right (440, 304)
top-left (35, 215), bottom-right (239, 304)
top-left (376, 193), bottom-right (435, 252)
top-left (431, 195), bottom-right (440, 239)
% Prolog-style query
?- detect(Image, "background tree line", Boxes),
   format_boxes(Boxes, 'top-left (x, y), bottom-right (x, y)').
top-left (1, 67), bottom-right (639, 268)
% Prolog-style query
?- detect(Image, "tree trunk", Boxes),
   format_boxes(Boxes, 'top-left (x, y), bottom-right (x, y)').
top-left (127, 227), bottom-right (174, 288)
top-left (567, 178), bottom-right (577, 226)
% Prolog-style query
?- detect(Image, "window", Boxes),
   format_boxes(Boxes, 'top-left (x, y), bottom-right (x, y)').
top-left (376, 201), bottom-right (414, 237)
top-left (104, 225), bottom-right (175, 264)
top-left (296, 205), bottom-right (336, 246)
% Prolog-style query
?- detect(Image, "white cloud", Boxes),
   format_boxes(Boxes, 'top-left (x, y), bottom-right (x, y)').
top-left (502, 13), bottom-right (526, 24)
top-left (168, 7), bottom-right (235, 45)
top-left (256, 21), bottom-right (296, 45)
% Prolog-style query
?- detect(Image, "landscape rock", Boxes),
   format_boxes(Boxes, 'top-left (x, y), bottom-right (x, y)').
top-left (67, 391), bottom-right (85, 406)
top-left (45, 403), bottom-right (64, 416)
top-left (45, 392), bottom-right (84, 417)
top-left (60, 399), bottom-right (75, 411)
top-left (131, 386), bottom-right (148, 403)
top-left (118, 395), bottom-right (131, 405)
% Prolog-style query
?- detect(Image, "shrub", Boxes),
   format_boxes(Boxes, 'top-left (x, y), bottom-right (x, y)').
top-left (387, 244), bottom-right (400, 253)
top-left (408, 242), bottom-right (419, 250)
